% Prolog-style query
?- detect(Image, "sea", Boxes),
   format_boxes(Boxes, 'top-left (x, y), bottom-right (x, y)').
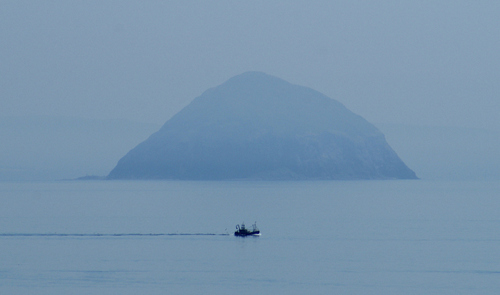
top-left (1, 179), bottom-right (499, 294)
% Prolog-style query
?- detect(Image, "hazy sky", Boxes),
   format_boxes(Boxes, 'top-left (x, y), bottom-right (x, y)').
top-left (1, 1), bottom-right (499, 129)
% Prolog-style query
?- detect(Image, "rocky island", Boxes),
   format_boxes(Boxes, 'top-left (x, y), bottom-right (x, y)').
top-left (108, 72), bottom-right (417, 180)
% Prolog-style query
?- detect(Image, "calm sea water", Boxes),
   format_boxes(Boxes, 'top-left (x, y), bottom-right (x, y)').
top-left (1, 180), bottom-right (499, 294)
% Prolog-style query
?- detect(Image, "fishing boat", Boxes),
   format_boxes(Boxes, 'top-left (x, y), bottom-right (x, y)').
top-left (234, 222), bottom-right (260, 237)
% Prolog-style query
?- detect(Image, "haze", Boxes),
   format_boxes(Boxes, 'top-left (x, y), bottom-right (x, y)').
top-left (1, 1), bottom-right (499, 180)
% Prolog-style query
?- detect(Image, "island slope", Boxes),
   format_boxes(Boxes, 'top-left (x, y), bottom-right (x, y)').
top-left (108, 72), bottom-right (417, 180)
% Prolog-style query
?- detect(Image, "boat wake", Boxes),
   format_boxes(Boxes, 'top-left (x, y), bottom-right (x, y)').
top-left (0, 233), bottom-right (230, 237)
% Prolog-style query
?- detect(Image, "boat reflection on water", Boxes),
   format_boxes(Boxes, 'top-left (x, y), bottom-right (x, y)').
top-left (234, 222), bottom-right (260, 237)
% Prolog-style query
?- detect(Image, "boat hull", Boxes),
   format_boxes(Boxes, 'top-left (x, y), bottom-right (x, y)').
top-left (234, 230), bottom-right (260, 237)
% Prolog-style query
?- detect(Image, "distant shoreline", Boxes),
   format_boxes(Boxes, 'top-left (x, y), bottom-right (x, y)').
top-left (74, 175), bottom-right (106, 181)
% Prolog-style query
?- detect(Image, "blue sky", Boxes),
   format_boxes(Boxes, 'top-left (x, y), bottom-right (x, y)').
top-left (2, 1), bottom-right (499, 129)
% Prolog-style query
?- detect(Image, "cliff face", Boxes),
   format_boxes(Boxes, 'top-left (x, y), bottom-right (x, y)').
top-left (108, 72), bottom-right (417, 180)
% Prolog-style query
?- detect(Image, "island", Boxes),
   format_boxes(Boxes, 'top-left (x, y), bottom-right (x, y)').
top-left (107, 72), bottom-right (417, 180)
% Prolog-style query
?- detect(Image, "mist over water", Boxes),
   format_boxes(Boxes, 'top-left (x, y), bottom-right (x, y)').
top-left (1, 180), bottom-right (499, 294)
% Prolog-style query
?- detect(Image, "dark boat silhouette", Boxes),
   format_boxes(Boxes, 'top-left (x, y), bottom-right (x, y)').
top-left (234, 222), bottom-right (260, 237)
